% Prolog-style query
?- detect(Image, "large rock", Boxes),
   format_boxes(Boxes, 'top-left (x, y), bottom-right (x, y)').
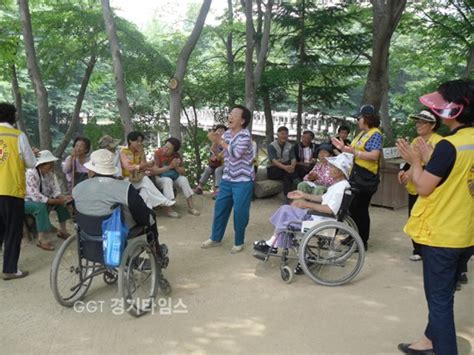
top-left (254, 179), bottom-right (283, 198)
top-left (255, 166), bottom-right (269, 182)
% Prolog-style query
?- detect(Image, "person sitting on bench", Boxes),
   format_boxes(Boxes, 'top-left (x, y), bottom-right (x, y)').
top-left (25, 150), bottom-right (72, 251)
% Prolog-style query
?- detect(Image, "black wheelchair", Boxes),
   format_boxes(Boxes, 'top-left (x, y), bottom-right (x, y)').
top-left (50, 211), bottom-right (171, 317)
top-left (253, 187), bottom-right (365, 286)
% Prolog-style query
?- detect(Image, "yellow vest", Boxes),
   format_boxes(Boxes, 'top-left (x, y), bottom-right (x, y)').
top-left (351, 128), bottom-right (382, 174)
top-left (120, 147), bottom-right (141, 178)
top-left (0, 126), bottom-right (26, 198)
top-left (404, 127), bottom-right (474, 248)
top-left (406, 133), bottom-right (443, 195)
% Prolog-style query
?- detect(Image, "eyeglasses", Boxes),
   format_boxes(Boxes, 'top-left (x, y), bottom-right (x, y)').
top-left (415, 120), bottom-right (430, 125)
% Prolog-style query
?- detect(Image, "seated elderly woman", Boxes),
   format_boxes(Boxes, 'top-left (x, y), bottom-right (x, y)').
top-left (62, 136), bottom-right (91, 193)
top-left (120, 131), bottom-right (175, 214)
top-left (254, 153), bottom-right (354, 272)
top-left (153, 137), bottom-right (200, 218)
top-left (25, 150), bottom-right (72, 251)
top-left (296, 143), bottom-right (335, 195)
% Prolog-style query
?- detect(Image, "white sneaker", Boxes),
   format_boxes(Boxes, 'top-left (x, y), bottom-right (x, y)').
top-left (165, 210), bottom-right (181, 218)
top-left (409, 254), bottom-right (422, 261)
top-left (230, 244), bottom-right (244, 254)
top-left (162, 199), bottom-right (176, 207)
top-left (188, 208), bottom-right (200, 216)
top-left (201, 239), bottom-right (222, 249)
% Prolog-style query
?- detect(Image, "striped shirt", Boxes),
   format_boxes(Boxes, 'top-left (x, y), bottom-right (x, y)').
top-left (222, 128), bottom-right (255, 182)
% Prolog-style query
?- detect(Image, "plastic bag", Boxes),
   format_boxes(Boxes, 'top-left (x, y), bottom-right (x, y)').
top-left (102, 207), bottom-right (129, 267)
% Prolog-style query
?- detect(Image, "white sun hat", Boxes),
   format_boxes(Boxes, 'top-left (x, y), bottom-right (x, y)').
top-left (326, 152), bottom-right (354, 179)
top-left (84, 149), bottom-right (117, 175)
top-left (35, 150), bottom-right (59, 168)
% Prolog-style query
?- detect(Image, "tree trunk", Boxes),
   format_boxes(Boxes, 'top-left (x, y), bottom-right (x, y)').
top-left (18, 0), bottom-right (52, 150)
top-left (182, 100), bottom-right (203, 182)
top-left (380, 87), bottom-right (394, 146)
top-left (463, 46), bottom-right (473, 79)
top-left (244, 0), bottom-right (273, 131)
top-left (101, 0), bottom-right (134, 135)
top-left (362, 0), bottom-right (406, 144)
top-left (10, 64), bottom-right (27, 134)
top-left (169, 0), bottom-right (212, 140)
top-left (262, 87), bottom-right (273, 144)
top-left (226, 0), bottom-right (236, 109)
top-left (296, 0), bottom-right (305, 143)
top-left (54, 54), bottom-right (97, 159)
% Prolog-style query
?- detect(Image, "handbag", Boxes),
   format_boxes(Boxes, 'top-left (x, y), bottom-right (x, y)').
top-left (102, 207), bottom-right (129, 267)
top-left (349, 164), bottom-right (380, 194)
top-left (160, 169), bottom-right (179, 180)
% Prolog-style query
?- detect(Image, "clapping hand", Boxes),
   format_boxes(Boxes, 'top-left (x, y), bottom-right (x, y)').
top-left (396, 138), bottom-right (422, 166)
top-left (287, 190), bottom-right (305, 200)
top-left (415, 139), bottom-right (434, 164)
top-left (331, 137), bottom-right (354, 154)
top-left (208, 131), bottom-right (220, 144)
top-left (397, 170), bottom-right (409, 185)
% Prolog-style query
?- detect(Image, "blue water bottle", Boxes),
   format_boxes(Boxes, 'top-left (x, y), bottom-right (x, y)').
top-left (103, 230), bottom-right (122, 267)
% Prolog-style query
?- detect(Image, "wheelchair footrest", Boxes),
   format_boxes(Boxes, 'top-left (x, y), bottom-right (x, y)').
top-left (252, 251), bottom-right (268, 262)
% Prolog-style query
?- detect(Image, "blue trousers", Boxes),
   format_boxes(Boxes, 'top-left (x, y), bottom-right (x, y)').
top-left (210, 179), bottom-right (254, 246)
top-left (421, 245), bottom-right (473, 355)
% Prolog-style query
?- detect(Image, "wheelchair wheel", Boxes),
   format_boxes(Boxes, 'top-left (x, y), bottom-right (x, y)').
top-left (103, 270), bottom-right (118, 285)
top-left (118, 239), bottom-right (158, 317)
top-left (342, 215), bottom-right (358, 233)
top-left (50, 235), bottom-right (95, 307)
top-left (298, 221), bottom-right (365, 286)
top-left (280, 265), bottom-right (294, 284)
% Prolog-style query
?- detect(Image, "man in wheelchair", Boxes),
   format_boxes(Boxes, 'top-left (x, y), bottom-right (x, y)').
top-left (73, 149), bottom-right (169, 267)
top-left (254, 152), bottom-right (354, 273)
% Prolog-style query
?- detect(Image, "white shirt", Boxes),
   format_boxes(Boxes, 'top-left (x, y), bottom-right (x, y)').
top-left (320, 179), bottom-right (350, 216)
top-left (0, 122), bottom-right (36, 168)
top-left (302, 179), bottom-right (350, 231)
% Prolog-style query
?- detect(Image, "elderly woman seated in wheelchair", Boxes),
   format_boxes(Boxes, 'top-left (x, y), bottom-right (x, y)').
top-left (253, 152), bottom-right (365, 285)
top-left (50, 149), bottom-right (171, 317)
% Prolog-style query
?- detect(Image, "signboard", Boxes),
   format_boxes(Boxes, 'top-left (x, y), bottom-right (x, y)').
top-left (383, 147), bottom-right (400, 159)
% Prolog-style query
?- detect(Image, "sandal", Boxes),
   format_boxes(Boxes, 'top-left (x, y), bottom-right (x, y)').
top-left (37, 240), bottom-right (55, 251)
top-left (57, 231), bottom-right (71, 240)
top-left (2, 270), bottom-right (29, 280)
top-left (194, 186), bottom-right (203, 195)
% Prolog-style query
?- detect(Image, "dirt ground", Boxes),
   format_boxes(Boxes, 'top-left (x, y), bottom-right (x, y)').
top-left (1, 193), bottom-right (473, 355)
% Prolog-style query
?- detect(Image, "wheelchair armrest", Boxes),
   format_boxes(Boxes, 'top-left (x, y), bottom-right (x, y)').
top-left (287, 220), bottom-right (303, 231)
top-left (307, 210), bottom-right (335, 219)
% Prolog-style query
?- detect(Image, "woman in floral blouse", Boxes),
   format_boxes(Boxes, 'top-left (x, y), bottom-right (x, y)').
top-left (62, 137), bottom-right (91, 193)
top-left (25, 150), bottom-right (72, 251)
top-left (296, 143), bottom-right (335, 195)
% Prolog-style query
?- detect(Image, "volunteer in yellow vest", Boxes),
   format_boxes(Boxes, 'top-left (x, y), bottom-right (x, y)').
top-left (396, 79), bottom-right (474, 355)
top-left (0, 102), bottom-right (37, 280)
top-left (398, 110), bottom-right (442, 261)
top-left (332, 104), bottom-right (383, 250)
top-left (119, 131), bottom-right (175, 213)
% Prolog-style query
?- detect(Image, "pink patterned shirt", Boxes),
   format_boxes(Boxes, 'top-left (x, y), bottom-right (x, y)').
top-left (303, 161), bottom-right (334, 187)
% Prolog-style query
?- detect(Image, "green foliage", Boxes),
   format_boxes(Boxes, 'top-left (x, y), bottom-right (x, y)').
top-left (389, 0), bottom-right (472, 123)
top-left (83, 117), bottom-right (124, 152)
top-left (181, 126), bottom-right (210, 187)
top-left (1, 0), bottom-right (471, 178)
